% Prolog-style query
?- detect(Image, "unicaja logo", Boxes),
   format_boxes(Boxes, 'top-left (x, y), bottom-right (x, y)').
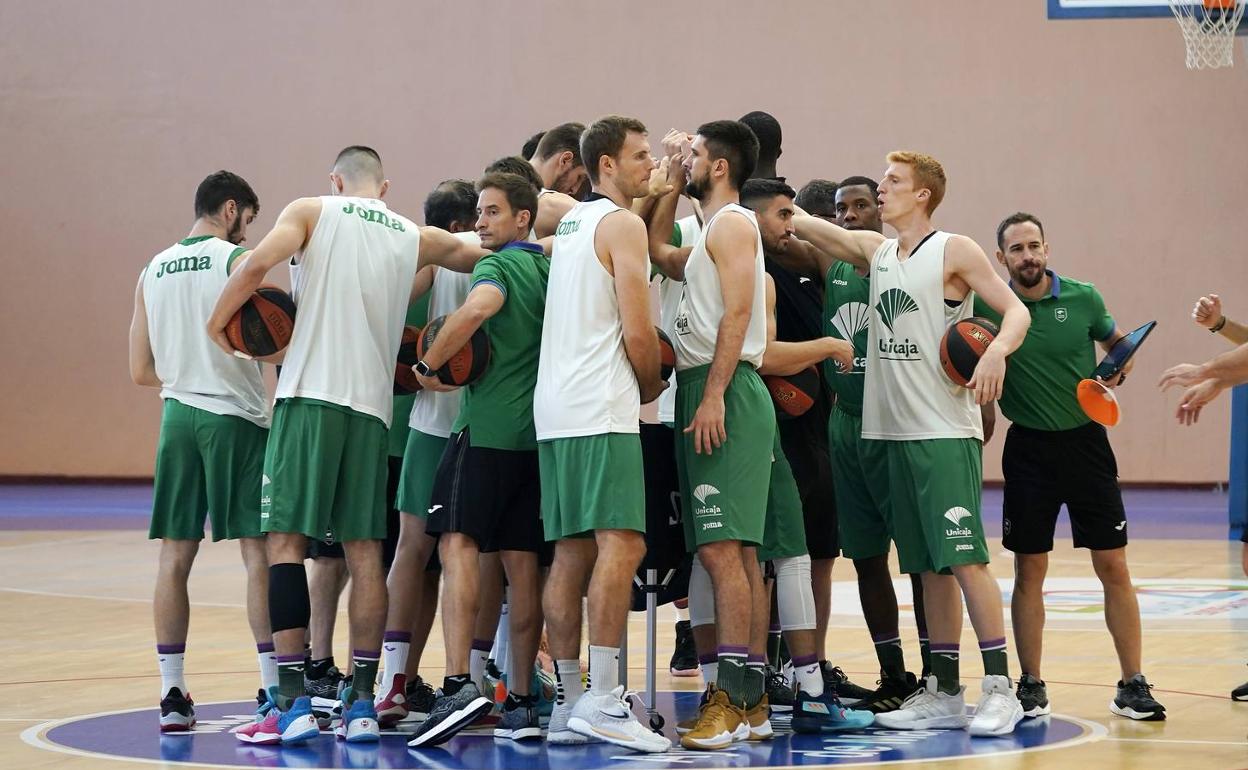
top-left (944, 507), bottom-right (974, 539)
top-left (876, 288), bottom-right (919, 334)
top-left (693, 484), bottom-right (722, 518)
top-left (944, 507), bottom-right (972, 526)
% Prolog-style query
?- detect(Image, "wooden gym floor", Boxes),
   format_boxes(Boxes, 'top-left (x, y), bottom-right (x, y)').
top-left (1, 485), bottom-right (1245, 769)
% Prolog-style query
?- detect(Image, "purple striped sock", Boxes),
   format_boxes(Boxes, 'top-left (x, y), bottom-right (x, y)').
top-left (978, 637), bottom-right (1007, 652)
top-left (791, 653), bottom-right (818, 667)
top-left (930, 643), bottom-right (959, 654)
top-left (354, 649), bottom-right (380, 661)
top-left (277, 653), bottom-right (304, 664)
top-left (718, 645), bottom-right (748, 660)
top-left (384, 630), bottom-right (412, 643)
top-left (698, 653), bottom-right (717, 665)
top-left (256, 642), bottom-right (274, 653)
top-left (746, 653), bottom-right (766, 669)
top-left (768, 623), bottom-right (782, 633)
top-left (471, 638), bottom-right (493, 652)
top-left (156, 644), bottom-right (185, 655)
top-left (871, 633), bottom-right (902, 644)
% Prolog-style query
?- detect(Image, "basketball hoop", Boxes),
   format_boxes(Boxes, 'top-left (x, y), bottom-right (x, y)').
top-left (1168, 0), bottom-right (1246, 69)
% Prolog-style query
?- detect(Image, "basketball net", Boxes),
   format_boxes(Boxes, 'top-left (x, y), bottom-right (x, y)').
top-left (1168, 0), bottom-right (1246, 69)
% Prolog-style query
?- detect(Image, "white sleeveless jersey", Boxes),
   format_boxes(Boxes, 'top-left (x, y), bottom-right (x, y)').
top-left (672, 204), bottom-right (767, 371)
top-left (861, 231), bottom-right (982, 440)
top-left (528, 188), bottom-right (557, 240)
top-left (408, 233), bottom-right (477, 437)
top-left (534, 197), bottom-right (639, 439)
top-left (656, 215), bottom-right (701, 424)
top-left (276, 196), bottom-right (420, 426)
top-left (142, 236), bottom-right (269, 426)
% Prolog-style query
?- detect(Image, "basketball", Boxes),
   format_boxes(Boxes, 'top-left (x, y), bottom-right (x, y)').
top-left (940, 317), bottom-right (1000, 387)
top-left (764, 366), bottom-right (820, 419)
top-left (657, 327), bottom-right (676, 381)
top-left (417, 314), bottom-right (491, 386)
top-left (224, 285), bottom-right (296, 357)
top-left (394, 325), bottom-right (423, 395)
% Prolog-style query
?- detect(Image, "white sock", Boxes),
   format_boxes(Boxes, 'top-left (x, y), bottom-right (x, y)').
top-left (793, 658), bottom-right (824, 697)
top-left (157, 649), bottom-right (187, 697)
top-left (470, 643), bottom-right (491, 689)
top-left (701, 659), bottom-right (718, 685)
top-left (378, 641), bottom-right (410, 698)
top-left (588, 645), bottom-right (620, 696)
top-left (674, 604), bottom-right (690, 623)
top-left (555, 658), bottom-right (584, 705)
top-left (257, 647), bottom-right (278, 691)
top-left (493, 598), bottom-right (511, 680)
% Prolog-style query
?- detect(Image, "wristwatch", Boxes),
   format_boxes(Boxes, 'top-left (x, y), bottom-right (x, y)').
top-left (414, 360), bottom-right (434, 377)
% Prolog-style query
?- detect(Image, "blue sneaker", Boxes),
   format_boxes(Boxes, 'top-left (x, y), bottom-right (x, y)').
top-left (278, 696), bottom-right (321, 744)
top-left (791, 690), bottom-right (875, 733)
top-left (335, 697), bottom-right (380, 743)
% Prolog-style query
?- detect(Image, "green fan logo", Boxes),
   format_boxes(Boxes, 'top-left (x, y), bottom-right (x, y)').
top-left (875, 288), bottom-right (919, 334)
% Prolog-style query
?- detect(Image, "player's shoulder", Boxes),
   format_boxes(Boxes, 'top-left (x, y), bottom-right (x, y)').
top-left (598, 206), bottom-right (646, 237)
top-left (708, 206), bottom-right (757, 237)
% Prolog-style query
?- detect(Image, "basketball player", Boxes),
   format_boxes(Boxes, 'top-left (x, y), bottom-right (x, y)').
top-left (406, 172), bottom-right (551, 746)
top-left (646, 120), bottom-right (776, 750)
top-left (795, 179), bottom-right (840, 221)
top-left (208, 146), bottom-right (486, 745)
top-left (1183, 293), bottom-right (1248, 699)
top-left (976, 212), bottom-right (1164, 721)
top-left (738, 112), bottom-right (867, 702)
top-left (828, 175), bottom-right (933, 712)
top-left (787, 151), bottom-right (1031, 736)
top-left (485, 155), bottom-right (578, 239)
top-left (374, 180), bottom-right (479, 727)
top-left (533, 115), bottom-right (669, 752)
top-left (128, 171), bottom-right (270, 732)
top-left (530, 122), bottom-right (588, 196)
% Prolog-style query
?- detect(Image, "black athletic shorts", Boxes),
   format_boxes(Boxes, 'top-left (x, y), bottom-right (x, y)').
top-left (778, 413), bottom-right (839, 560)
top-left (306, 455), bottom-right (403, 568)
top-left (425, 429), bottom-right (548, 558)
top-left (1001, 421), bottom-right (1127, 553)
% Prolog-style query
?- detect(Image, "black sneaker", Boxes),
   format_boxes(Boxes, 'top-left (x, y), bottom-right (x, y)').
top-left (765, 666), bottom-right (795, 713)
top-left (1017, 674), bottom-right (1051, 717)
top-left (821, 662), bottom-right (873, 705)
top-left (1111, 674), bottom-right (1166, 721)
top-left (159, 687), bottom-right (196, 732)
top-left (856, 671), bottom-right (919, 714)
top-left (494, 696), bottom-right (541, 741)
top-left (406, 675), bottom-right (438, 719)
top-left (305, 664), bottom-right (345, 700)
top-left (669, 620), bottom-right (699, 677)
top-left (407, 682), bottom-right (493, 748)
top-left (1233, 676), bottom-right (1248, 701)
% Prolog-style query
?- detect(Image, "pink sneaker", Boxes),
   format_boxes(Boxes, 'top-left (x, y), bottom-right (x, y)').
top-left (375, 674), bottom-right (409, 727)
top-left (235, 710), bottom-right (281, 745)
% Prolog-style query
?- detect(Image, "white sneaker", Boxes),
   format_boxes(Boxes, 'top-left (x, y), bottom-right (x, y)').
top-left (567, 687), bottom-right (671, 753)
top-left (873, 675), bottom-right (969, 730)
top-left (969, 675), bottom-right (1024, 737)
top-left (546, 700), bottom-right (599, 745)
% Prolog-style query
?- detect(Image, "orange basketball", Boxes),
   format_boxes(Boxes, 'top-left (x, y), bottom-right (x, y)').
top-left (224, 285), bottom-right (296, 357)
top-left (416, 315), bottom-right (491, 386)
top-left (394, 325), bottom-right (423, 395)
top-left (940, 317), bottom-right (999, 387)
top-left (763, 366), bottom-right (820, 419)
top-left (656, 327), bottom-right (676, 381)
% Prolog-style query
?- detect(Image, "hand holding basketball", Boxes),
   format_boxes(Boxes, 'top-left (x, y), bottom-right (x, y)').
top-left (685, 393), bottom-right (726, 455)
top-left (966, 347), bottom-right (1006, 405)
top-left (1192, 294), bottom-right (1223, 329)
top-left (414, 369), bottom-right (457, 393)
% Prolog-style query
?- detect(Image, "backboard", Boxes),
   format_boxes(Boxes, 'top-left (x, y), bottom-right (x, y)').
top-left (1047, 0), bottom-right (1247, 33)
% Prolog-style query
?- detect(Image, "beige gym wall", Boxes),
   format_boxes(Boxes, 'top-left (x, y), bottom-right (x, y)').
top-left (1, 1), bottom-right (1244, 481)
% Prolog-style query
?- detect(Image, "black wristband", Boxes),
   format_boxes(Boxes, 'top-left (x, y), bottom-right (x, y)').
top-left (1211, 316), bottom-right (1227, 333)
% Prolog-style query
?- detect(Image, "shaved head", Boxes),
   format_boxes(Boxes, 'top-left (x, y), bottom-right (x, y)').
top-left (332, 145), bottom-right (384, 185)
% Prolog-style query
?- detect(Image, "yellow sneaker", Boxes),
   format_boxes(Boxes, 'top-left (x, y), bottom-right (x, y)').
top-left (680, 688), bottom-right (748, 751)
top-left (745, 694), bottom-right (773, 741)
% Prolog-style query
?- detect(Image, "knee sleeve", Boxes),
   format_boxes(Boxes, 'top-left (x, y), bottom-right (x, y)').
top-left (269, 562), bottom-right (311, 633)
top-left (687, 554), bottom-right (716, 628)
top-left (774, 554), bottom-right (817, 631)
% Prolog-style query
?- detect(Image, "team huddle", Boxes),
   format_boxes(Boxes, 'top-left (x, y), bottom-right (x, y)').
top-left (128, 111), bottom-right (1167, 756)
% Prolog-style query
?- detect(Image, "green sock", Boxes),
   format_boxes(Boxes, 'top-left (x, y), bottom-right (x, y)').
top-left (919, 637), bottom-right (931, 677)
top-left (350, 651), bottom-right (380, 702)
top-left (277, 658), bottom-right (305, 710)
top-left (980, 638), bottom-right (1009, 678)
top-left (930, 645), bottom-right (960, 696)
top-left (717, 655), bottom-right (748, 708)
top-left (873, 636), bottom-right (906, 680)
top-left (741, 665), bottom-right (766, 710)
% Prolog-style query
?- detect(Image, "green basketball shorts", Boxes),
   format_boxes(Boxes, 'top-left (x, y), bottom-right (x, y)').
top-left (538, 432), bottom-right (646, 541)
top-left (829, 406), bottom-right (893, 561)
